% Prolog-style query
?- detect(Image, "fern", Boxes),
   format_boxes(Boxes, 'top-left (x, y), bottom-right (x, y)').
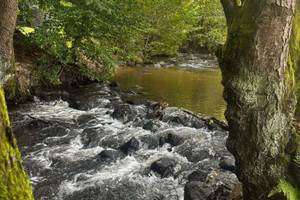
top-left (268, 155), bottom-right (300, 200)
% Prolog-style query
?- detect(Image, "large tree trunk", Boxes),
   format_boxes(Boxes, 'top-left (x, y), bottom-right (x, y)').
top-left (0, 0), bottom-right (34, 199)
top-left (0, 0), bottom-right (18, 86)
top-left (219, 0), bottom-right (300, 199)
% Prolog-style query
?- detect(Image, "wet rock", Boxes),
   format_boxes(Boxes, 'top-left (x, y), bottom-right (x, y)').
top-left (27, 119), bottom-right (50, 130)
top-left (142, 120), bottom-right (162, 132)
top-left (177, 148), bottom-right (211, 163)
top-left (207, 185), bottom-right (232, 200)
top-left (163, 113), bottom-right (206, 129)
top-left (111, 104), bottom-right (138, 122)
top-left (184, 181), bottom-right (212, 200)
top-left (146, 102), bottom-right (167, 120)
top-left (219, 156), bottom-right (235, 172)
top-left (187, 170), bottom-right (209, 182)
top-left (120, 137), bottom-right (140, 155)
top-left (76, 114), bottom-right (97, 125)
top-left (126, 99), bottom-right (150, 106)
top-left (81, 128), bottom-right (106, 148)
top-left (159, 133), bottom-right (184, 147)
top-left (150, 158), bottom-right (176, 178)
top-left (139, 135), bottom-right (159, 149)
top-left (131, 85), bottom-right (143, 90)
top-left (154, 63), bottom-right (161, 68)
top-left (109, 81), bottom-right (119, 87)
top-left (206, 118), bottom-right (228, 131)
top-left (97, 150), bottom-right (125, 162)
top-left (35, 91), bottom-right (71, 102)
top-left (78, 97), bottom-right (111, 110)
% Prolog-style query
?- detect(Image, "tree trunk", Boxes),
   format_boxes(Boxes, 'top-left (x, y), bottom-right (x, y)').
top-left (0, 0), bottom-right (18, 86)
top-left (0, 0), bottom-right (34, 199)
top-left (219, 0), bottom-right (300, 199)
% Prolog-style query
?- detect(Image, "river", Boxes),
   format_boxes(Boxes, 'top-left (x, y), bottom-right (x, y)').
top-left (9, 53), bottom-right (235, 200)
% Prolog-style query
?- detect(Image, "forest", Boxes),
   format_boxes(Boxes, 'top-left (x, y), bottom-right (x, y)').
top-left (0, 0), bottom-right (299, 200)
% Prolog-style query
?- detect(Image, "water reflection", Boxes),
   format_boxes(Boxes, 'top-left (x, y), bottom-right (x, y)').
top-left (111, 63), bottom-right (226, 120)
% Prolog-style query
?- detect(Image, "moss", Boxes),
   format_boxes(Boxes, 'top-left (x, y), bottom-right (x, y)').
top-left (0, 87), bottom-right (34, 199)
top-left (291, 1), bottom-right (300, 119)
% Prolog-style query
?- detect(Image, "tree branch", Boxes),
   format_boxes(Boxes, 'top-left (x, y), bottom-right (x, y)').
top-left (220, 0), bottom-right (238, 24)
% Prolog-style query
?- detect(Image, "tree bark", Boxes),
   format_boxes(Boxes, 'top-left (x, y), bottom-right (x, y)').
top-left (0, 0), bottom-right (34, 199)
top-left (0, 0), bottom-right (18, 86)
top-left (219, 0), bottom-right (300, 199)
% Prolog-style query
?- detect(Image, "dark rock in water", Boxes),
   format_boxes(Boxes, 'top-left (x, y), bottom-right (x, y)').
top-left (187, 170), bottom-right (209, 182)
top-left (207, 185), bottom-right (232, 200)
top-left (81, 128), bottom-right (106, 148)
top-left (139, 135), bottom-right (159, 150)
top-left (76, 114), bottom-right (97, 125)
top-left (142, 120), bottom-right (162, 132)
top-left (97, 150), bottom-right (125, 162)
top-left (109, 81), bottom-right (119, 87)
top-left (177, 148), bottom-right (210, 163)
top-left (126, 99), bottom-right (150, 106)
top-left (120, 137), bottom-right (139, 155)
top-left (150, 158), bottom-right (176, 178)
top-left (146, 101), bottom-right (167, 120)
top-left (27, 119), bottom-right (50, 129)
top-left (111, 104), bottom-right (138, 122)
top-left (206, 117), bottom-right (228, 131)
top-left (159, 133), bottom-right (184, 147)
top-left (35, 91), bottom-right (71, 102)
top-left (219, 156), bottom-right (235, 172)
top-left (163, 113), bottom-right (206, 129)
top-left (184, 181), bottom-right (212, 200)
top-left (131, 85), bottom-right (143, 90)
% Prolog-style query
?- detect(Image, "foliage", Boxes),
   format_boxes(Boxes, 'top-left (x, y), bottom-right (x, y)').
top-left (268, 156), bottom-right (300, 200)
top-left (16, 0), bottom-right (226, 84)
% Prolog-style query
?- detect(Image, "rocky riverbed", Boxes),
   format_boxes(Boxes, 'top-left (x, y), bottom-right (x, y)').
top-left (9, 81), bottom-right (239, 200)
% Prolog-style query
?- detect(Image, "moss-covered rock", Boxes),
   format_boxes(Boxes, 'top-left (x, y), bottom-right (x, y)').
top-left (0, 87), bottom-right (34, 199)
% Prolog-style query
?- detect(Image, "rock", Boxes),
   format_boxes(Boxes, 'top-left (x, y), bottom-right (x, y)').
top-left (109, 81), bottom-right (119, 87)
top-left (206, 118), bottom-right (228, 131)
top-left (111, 104), bottom-right (138, 122)
top-left (159, 61), bottom-right (166, 66)
top-left (150, 158), bottom-right (176, 178)
top-left (177, 148), bottom-right (210, 163)
top-left (154, 63), bottom-right (161, 68)
top-left (139, 135), bottom-right (159, 150)
top-left (219, 156), bottom-right (235, 172)
top-left (163, 113), bottom-right (206, 129)
top-left (97, 150), bottom-right (125, 162)
top-left (207, 185), bottom-right (232, 200)
top-left (184, 181), bottom-right (212, 200)
top-left (131, 85), bottom-right (143, 90)
top-left (187, 170), bottom-right (209, 182)
top-left (120, 137), bottom-right (139, 155)
top-left (126, 99), bottom-right (150, 106)
top-left (159, 133), bottom-right (184, 147)
top-left (35, 91), bottom-right (71, 102)
top-left (81, 128), bottom-right (106, 148)
top-left (142, 120), bottom-right (162, 132)
top-left (76, 114), bottom-right (97, 125)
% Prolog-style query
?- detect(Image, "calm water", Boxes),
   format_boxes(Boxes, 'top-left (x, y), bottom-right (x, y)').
top-left (112, 54), bottom-right (226, 120)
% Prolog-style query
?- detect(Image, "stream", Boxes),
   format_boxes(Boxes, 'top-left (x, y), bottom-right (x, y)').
top-left (9, 54), bottom-right (237, 200)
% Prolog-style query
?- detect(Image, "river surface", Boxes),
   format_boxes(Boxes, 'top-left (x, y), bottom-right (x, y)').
top-left (112, 54), bottom-right (226, 120)
top-left (9, 54), bottom-right (235, 200)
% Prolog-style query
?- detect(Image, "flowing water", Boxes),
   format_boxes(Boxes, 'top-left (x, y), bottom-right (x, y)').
top-left (9, 54), bottom-right (235, 200)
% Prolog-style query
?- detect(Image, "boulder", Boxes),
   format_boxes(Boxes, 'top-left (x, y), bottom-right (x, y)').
top-left (76, 114), bottom-right (97, 125)
top-left (81, 128), bottom-right (106, 148)
top-left (177, 148), bottom-right (210, 163)
top-left (184, 181), bottom-right (212, 200)
top-left (109, 81), bottom-right (119, 87)
top-left (120, 137), bottom-right (140, 155)
top-left (207, 185), bottom-right (232, 200)
top-left (97, 150), bottom-right (125, 162)
top-left (139, 135), bottom-right (159, 150)
top-left (142, 120), bottom-right (162, 132)
top-left (111, 104), bottom-right (138, 122)
top-left (126, 99), bottom-right (150, 106)
top-left (187, 170), bottom-right (209, 182)
top-left (219, 156), bottom-right (235, 172)
top-left (150, 158), bottom-right (176, 178)
top-left (159, 133), bottom-right (184, 147)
